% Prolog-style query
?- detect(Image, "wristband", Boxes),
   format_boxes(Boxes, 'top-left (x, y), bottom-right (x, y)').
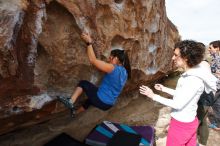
top-left (86, 42), bottom-right (93, 46)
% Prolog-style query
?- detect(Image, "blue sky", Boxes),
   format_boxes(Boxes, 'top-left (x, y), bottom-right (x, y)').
top-left (166, 0), bottom-right (220, 45)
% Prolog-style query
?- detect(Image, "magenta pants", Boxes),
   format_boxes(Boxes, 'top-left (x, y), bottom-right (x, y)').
top-left (166, 117), bottom-right (199, 146)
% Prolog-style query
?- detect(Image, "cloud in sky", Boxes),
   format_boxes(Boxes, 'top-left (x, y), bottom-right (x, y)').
top-left (166, 0), bottom-right (220, 45)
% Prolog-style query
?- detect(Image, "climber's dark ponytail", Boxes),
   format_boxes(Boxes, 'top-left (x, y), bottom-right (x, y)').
top-left (110, 49), bottom-right (131, 79)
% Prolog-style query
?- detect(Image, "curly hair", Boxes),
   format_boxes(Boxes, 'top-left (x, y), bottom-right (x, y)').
top-left (174, 40), bottom-right (205, 68)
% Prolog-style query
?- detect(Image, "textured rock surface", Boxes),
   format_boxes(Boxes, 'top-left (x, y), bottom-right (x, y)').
top-left (0, 0), bottom-right (179, 135)
top-left (0, 92), bottom-right (162, 146)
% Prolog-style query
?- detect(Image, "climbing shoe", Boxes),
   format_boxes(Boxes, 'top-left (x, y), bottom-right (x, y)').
top-left (57, 96), bottom-right (74, 109)
top-left (70, 108), bottom-right (76, 118)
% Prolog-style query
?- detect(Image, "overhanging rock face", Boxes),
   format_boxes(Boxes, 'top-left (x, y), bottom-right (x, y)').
top-left (0, 0), bottom-right (180, 135)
